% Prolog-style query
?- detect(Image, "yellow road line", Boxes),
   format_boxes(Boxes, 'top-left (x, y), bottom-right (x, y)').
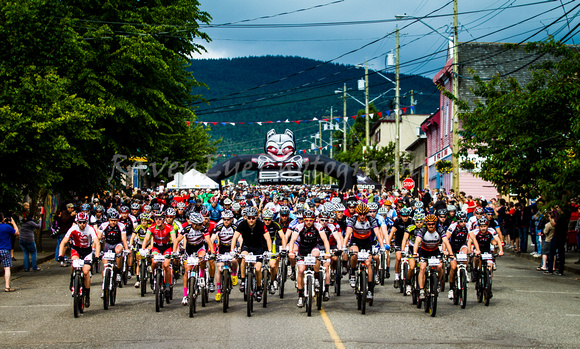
top-left (320, 307), bottom-right (346, 349)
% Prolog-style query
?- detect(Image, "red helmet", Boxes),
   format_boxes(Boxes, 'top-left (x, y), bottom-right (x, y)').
top-left (76, 212), bottom-right (89, 223)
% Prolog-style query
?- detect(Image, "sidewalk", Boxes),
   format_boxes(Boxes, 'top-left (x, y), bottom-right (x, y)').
top-left (504, 238), bottom-right (580, 276)
top-left (0, 232), bottom-right (59, 277)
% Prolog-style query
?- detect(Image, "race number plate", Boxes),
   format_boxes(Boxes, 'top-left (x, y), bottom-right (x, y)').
top-left (72, 259), bottom-right (84, 268)
top-left (153, 254), bottom-right (165, 263)
top-left (198, 277), bottom-right (205, 287)
top-left (482, 253), bottom-right (493, 261)
top-left (219, 254), bottom-right (233, 262)
top-left (244, 254), bottom-right (257, 263)
top-left (358, 251), bottom-right (370, 260)
top-left (428, 257), bottom-right (440, 266)
top-left (103, 252), bottom-right (115, 260)
top-left (304, 256), bottom-right (316, 266)
top-left (139, 249), bottom-right (148, 256)
top-left (456, 253), bottom-right (467, 262)
top-left (187, 256), bottom-right (199, 266)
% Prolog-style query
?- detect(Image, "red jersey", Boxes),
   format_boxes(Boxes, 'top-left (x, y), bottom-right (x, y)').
top-left (148, 223), bottom-right (174, 245)
top-left (65, 224), bottom-right (98, 249)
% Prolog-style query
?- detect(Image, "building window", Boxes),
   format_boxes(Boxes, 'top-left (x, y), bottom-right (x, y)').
top-left (444, 101), bottom-right (449, 137)
top-left (374, 130), bottom-right (380, 143)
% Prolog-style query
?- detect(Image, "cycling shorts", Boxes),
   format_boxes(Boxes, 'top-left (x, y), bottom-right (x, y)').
top-left (418, 248), bottom-right (441, 260)
top-left (71, 246), bottom-right (93, 260)
top-left (350, 237), bottom-right (372, 252)
top-left (241, 245), bottom-right (265, 261)
top-left (185, 243), bottom-right (205, 256)
top-left (104, 242), bottom-right (123, 253)
top-left (152, 244), bottom-right (172, 256)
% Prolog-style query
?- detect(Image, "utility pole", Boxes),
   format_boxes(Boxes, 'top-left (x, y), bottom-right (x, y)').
top-left (410, 90), bottom-right (415, 114)
top-left (343, 84), bottom-right (347, 152)
top-left (365, 60), bottom-right (370, 147)
top-left (394, 26), bottom-right (401, 189)
top-left (319, 120), bottom-right (323, 185)
top-left (330, 107), bottom-right (334, 158)
top-left (452, 0), bottom-right (459, 193)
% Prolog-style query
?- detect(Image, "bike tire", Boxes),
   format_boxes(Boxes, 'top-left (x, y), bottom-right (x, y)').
top-left (103, 269), bottom-right (110, 310)
top-left (247, 268), bottom-right (253, 317)
top-left (361, 268), bottom-right (367, 315)
top-left (453, 273), bottom-right (459, 305)
top-left (306, 275), bottom-right (313, 317)
top-left (279, 258), bottom-right (286, 299)
top-left (110, 271), bottom-right (117, 306)
top-left (380, 253), bottom-right (386, 286)
top-left (484, 268), bottom-right (491, 306)
top-left (402, 262), bottom-right (409, 295)
top-left (262, 269), bottom-right (269, 308)
top-left (317, 271), bottom-right (323, 311)
top-left (188, 276), bottom-right (195, 317)
top-left (460, 268), bottom-right (467, 309)
top-left (201, 285), bottom-right (207, 308)
top-left (140, 261), bottom-right (147, 297)
top-left (476, 270), bottom-right (483, 303)
top-left (424, 274), bottom-right (430, 313)
top-left (73, 272), bottom-right (81, 318)
top-left (356, 274), bottom-right (362, 310)
top-left (155, 271), bottom-right (162, 312)
top-left (122, 268), bottom-right (127, 286)
top-left (430, 272), bottom-right (438, 317)
top-left (222, 270), bottom-right (230, 313)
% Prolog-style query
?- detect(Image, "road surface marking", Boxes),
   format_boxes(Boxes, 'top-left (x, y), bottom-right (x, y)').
top-left (0, 331), bottom-right (28, 333)
top-left (565, 314), bottom-right (580, 317)
top-left (516, 290), bottom-right (579, 295)
top-left (0, 304), bottom-right (68, 308)
top-left (320, 307), bottom-right (345, 349)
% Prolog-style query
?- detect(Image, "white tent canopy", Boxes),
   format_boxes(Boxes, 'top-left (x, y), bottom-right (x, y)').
top-left (167, 169), bottom-right (219, 189)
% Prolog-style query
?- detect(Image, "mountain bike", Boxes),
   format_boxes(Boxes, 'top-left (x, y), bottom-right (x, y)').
top-left (400, 252), bottom-right (410, 294)
top-left (261, 252), bottom-right (277, 308)
top-left (423, 256), bottom-right (440, 317)
top-left (351, 249), bottom-right (372, 315)
top-left (138, 248), bottom-right (150, 297)
top-left (185, 254), bottom-right (202, 317)
top-left (378, 249), bottom-right (387, 286)
top-left (218, 252), bottom-right (235, 313)
top-left (101, 251), bottom-right (118, 310)
top-left (476, 252), bottom-right (495, 306)
top-left (277, 250), bottom-right (288, 299)
top-left (71, 254), bottom-right (92, 318)
top-left (243, 253), bottom-right (259, 317)
top-left (302, 254), bottom-right (322, 317)
top-left (453, 253), bottom-right (469, 309)
top-left (332, 249), bottom-right (343, 296)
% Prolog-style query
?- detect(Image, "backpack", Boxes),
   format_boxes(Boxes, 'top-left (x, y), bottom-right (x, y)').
top-left (50, 219), bottom-right (60, 239)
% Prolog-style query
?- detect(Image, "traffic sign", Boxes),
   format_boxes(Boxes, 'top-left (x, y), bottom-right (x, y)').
top-left (402, 178), bottom-right (415, 190)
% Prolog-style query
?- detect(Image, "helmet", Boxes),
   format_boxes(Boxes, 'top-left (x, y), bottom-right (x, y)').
top-left (474, 207), bottom-right (484, 215)
top-left (303, 210), bottom-right (315, 219)
top-left (165, 208), bottom-right (176, 216)
top-left (176, 202), bottom-right (186, 209)
top-left (119, 206), bottom-right (129, 213)
top-left (107, 209), bottom-right (119, 220)
top-left (200, 208), bottom-right (209, 217)
top-left (456, 211), bottom-right (467, 221)
top-left (484, 207), bottom-right (494, 214)
top-left (95, 205), bottom-right (104, 212)
top-left (400, 207), bottom-right (412, 217)
top-left (139, 213), bottom-right (150, 221)
top-left (378, 207), bottom-right (388, 216)
top-left (190, 212), bottom-right (204, 224)
top-left (246, 207), bottom-right (258, 217)
top-left (313, 197), bottom-right (321, 203)
top-left (424, 214), bottom-right (437, 223)
top-left (223, 198), bottom-right (232, 205)
top-left (346, 200), bottom-right (357, 208)
top-left (295, 211), bottom-right (304, 219)
top-left (437, 208), bottom-right (448, 217)
top-left (331, 197), bottom-right (342, 204)
top-left (80, 204), bottom-right (91, 211)
top-left (210, 196), bottom-right (218, 204)
top-left (279, 206), bottom-right (291, 215)
top-left (447, 204), bottom-right (456, 212)
top-left (222, 210), bottom-right (234, 219)
top-left (262, 209), bottom-right (274, 219)
top-left (318, 193), bottom-right (326, 200)
top-left (324, 202), bottom-right (335, 212)
top-left (131, 203), bottom-right (141, 210)
top-left (413, 212), bottom-right (425, 222)
top-left (329, 212), bottom-right (336, 220)
top-left (384, 200), bottom-right (392, 206)
top-left (76, 212), bottom-right (89, 223)
top-left (232, 202), bottom-right (241, 211)
top-left (414, 201), bottom-right (424, 208)
top-left (143, 205), bottom-right (152, 212)
top-left (320, 210), bottom-right (331, 219)
top-left (367, 202), bottom-right (378, 211)
top-left (355, 204), bottom-right (369, 215)
top-left (335, 203), bottom-right (345, 211)
top-left (295, 203), bottom-right (304, 210)
top-left (241, 208), bottom-right (248, 216)
top-left (153, 212), bottom-right (164, 220)
top-left (152, 203), bottom-right (161, 211)
top-left (478, 217), bottom-right (489, 225)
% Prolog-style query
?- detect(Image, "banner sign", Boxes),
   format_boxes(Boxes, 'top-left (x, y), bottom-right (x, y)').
top-left (253, 129), bottom-right (306, 184)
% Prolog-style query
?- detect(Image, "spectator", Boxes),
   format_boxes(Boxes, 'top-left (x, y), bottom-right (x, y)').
top-left (538, 211), bottom-right (554, 272)
top-left (466, 195), bottom-right (476, 219)
top-left (0, 213), bottom-right (19, 292)
top-left (575, 206), bottom-right (580, 264)
top-left (546, 204), bottom-right (569, 275)
top-left (19, 216), bottom-right (42, 272)
top-left (497, 198), bottom-right (507, 244)
top-left (56, 203), bottom-right (76, 266)
top-left (421, 188), bottom-right (432, 208)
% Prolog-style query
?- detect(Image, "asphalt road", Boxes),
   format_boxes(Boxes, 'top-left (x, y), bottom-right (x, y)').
top-left (1, 255), bottom-right (579, 349)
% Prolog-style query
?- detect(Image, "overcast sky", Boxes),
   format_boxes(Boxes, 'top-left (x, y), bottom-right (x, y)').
top-left (192, 0), bottom-right (580, 77)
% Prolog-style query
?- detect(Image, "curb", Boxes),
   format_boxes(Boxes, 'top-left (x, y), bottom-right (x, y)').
top-left (0, 253), bottom-right (56, 277)
top-left (506, 250), bottom-right (580, 276)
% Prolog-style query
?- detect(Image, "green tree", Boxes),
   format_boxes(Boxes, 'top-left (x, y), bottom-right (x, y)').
top-left (456, 40), bottom-right (580, 203)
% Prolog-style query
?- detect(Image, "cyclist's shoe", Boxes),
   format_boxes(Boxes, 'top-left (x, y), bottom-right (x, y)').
top-left (215, 292), bottom-right (221, 302)
top-left (287, 266), bottom-right (292, 277)
top-left (290, 271), bottom-right (296, 281)
top-left (297, 297), bottom-right (304, 308)
top-left (232, 275), bottom-right (238, 286)
top-left (240, 281), bottom-right (245, 293)
top-left (493, 262), bottom-right (497, 271)
top-left (448, 289), bottom-right (454, 300)
top-left (209, 281), bottom-right (215, 293)
top-left (100, 292), bottom-right (104, 299)
top-left (419, 289), bottom-right (426, 300)
top-left (314, 278), bottom-right (320, 290)
top-left (164, 289), bottom-right (171, 302)
top-left (367, 290), bottom-right (373, 300)
top-left (147, 265), bottom-right (152, 273)
top-left (466, 274), bottom-right (471, 283)
top-left (323, 290), bottom-right (330, 301)
top-left (349, 276), bottom-right (356, 288)
top-left (406, 285), bottom-right (412, 296)
top-left (374, 274), bottom-right (380, 285)
top-left (269, 282), bottom-right (276, 295)
top-left (84, 295), bottom-right (90, 308)
top-left (394, 279), bottom-right (400, 289)
top-left (127, 271), bottom-right (132, 279)
top-left (134, 281), bottom-right (140, 288)
top-left (182, 296), bottom-right (188, 305)
top-left (386, 269), bottom-right (390, 279)
top-left (116, 274), bottom-right (122, 282)
top-left (256, 289), bottom-right (262, 302)
top-left (342, 267), bottom-right (348, 276)
top-left (273, 280), bottom-right (278, 290)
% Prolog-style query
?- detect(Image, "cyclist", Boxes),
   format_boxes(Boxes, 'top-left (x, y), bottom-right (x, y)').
top-left (443, 211), bottom-right (478, 300)
top-left (130, 213), bottom-right (151, 288)
top-left (99, 208), bottom-right (129, 285)
top-left (288, 210), bottom-right (331, 307)
top-left (447, 205), bottom-right (457, 223)
top-left (206, 196), bottom-right (223, 223)
top-left (211, 210), bottom-right (238, 302)
top-left (231, 207), bottom-right (272, 302)
top-left (119, 206), bottom-right (135, 279)
top-left (175, 202), bottom-right (188, 225)
top-left (368, 202), bottom-right (390, 283)
top-left (469, 217), bottom-right (504, 287)
top-left (413, 214), bottom-right (454, 300)
top-left (90, 205), bottom-right (107, 235)
top-left (142, 212), bottom-right (179, 301)
top-left (484, 206), bottom-right (504, 246)
top-left (130, 202), bottom-right (141, 220)
top-left (58, 212), bottom-right (100, 308)
top-left (344, 199), bottom-right (357, 218)
top-left (400, 211), bottom-right (425, 295)
top-left (262, 209), bottom-right (287, 294)
top-left (467, 207), bottom-right (485, 232)
top-left (319, 210), bottom-right (343, 301)
top-left (387, 207), bottom-right (415, 289)
top-left (344, 203), bottom-right (386, 301)
top-left (436, 208), bottom-right (449, 231)
top-left (177, 212), bottom-right (214, 306)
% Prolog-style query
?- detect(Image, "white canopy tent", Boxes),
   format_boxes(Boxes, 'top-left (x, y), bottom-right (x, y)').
top-left (167, 169), bottom-right (219, 189)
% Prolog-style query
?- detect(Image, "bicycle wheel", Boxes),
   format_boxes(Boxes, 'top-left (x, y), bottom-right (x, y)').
top-left (424, 273), bottom-right (430, 313)
top-left (361, 268), bottom-right (367, 315)
top-left (103, 269), bottom-right (110, 310)
top-left (140, 261), bottom-right (147, 297)
top-left (201, 284), bottom-right (207, 308)
top-left (110, 271), bottom-right (117, 306)
top-left (484, 268), bottom-right (491, 306)
top-left (380, 253), bottom-right (386, 286)
top-left (335, 266), bottom-right (341, 297)
top-left (246, 269), bottom-right (254, 317)
top-left (453, 273), bottom-right (459, 305)
top-left (222, 269), bottom-right (230, 313)
top-left (155, 271), bottom-right (162, 312)
top-left (402, 262), bottom-right (409, 296)
top-left (430, 272), bottom-right (438, 317)
top-left (476, 269), bottom-right (483, 303)
top-left (188, 276), bottom-right (195, 317)
top-left (262, 269), bottom-right (269, 308)
top-left (306, 275), bottom-right (313, 317)
top-left (279, 258), bottom-right (286, 299)
top-left (317, 271), bottom-right (323, 311)
top-left (356, 273), bottom-right (362, 310)
top-left (122, 265), bottom-right (127, 286)
top-left (73, 272), bottom-right (81, 318)
top-left (460, 268), bottom-right (467, 309)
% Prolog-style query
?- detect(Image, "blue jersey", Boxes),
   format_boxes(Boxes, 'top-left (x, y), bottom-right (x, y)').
top-left (205, 203), bottom-right (223, 222)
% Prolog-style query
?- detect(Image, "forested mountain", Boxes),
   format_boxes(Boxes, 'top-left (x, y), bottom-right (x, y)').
top-left (187, 56), bottom-right (439, 155)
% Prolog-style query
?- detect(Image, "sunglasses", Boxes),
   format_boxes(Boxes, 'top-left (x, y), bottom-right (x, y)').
top-left (263, 219), bottom-right (272, 221)
top-left (304, 218), bottom-right (315, 222)
top-left (247, 217), bottom-right (257, 220)
top-left (319, 219), bottom-right (328, 222)
top-left (78, 221), bottom-right (87, 224)
top-left (369, 211), bottom-right (377, 214)
top-left (154, 218), bottom-right (164, 220)
top-left (426, 223), bottom-right (436, 226)
top-left (281, 214), bottom-right (289, 216)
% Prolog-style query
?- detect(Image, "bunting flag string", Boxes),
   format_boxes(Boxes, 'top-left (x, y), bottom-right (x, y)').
top-left (189, 105), bottom-right (416, 126)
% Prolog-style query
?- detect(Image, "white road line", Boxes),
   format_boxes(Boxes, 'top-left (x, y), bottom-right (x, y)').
top-left (565, 314), bottom-right (580, 317)
top-left (516, 290), bottom-right (580, 295)
top-left (0, 331), bottom-right (28, 333)
top-left (0, 304), bottom-right (68, 308)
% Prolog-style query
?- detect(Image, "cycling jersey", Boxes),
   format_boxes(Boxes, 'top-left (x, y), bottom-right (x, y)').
top-left (213, 222), bottom-right (237, 247)
top-left (236, 219), bottom-right (269, 249)
top-left (321, 223), bottom-right (338, 248)
top-left (392, 217), bottom-right (415, 246)
top-left (91, 214), bottom-right (108, 227)
top-left (181, 224), bottom-right (209, 246)
top-left (65, 223), bottom-right (98, 249)
top-left (405, 225), bottom-right (422, 249)
top-left (133, 224), bottom-right (149, 242)
top-left (416, 227), bottom-right (443, 252)
top-left (294, 222), bottom-right (324, 256)
top-left (446, 222), bottom-right (470, 253)
top-left (147, 223), bottom-right (173, 246)
top-left (264, 221), bottom-right (282, 246)
top-left (347, 215), bottom-right (378, 240)
top-left (99, 221), bottom-right (127, 246)
top-left (119, 216), bottom-right (135, 237)
top-left (473, 228), bottom-right (497, 253)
